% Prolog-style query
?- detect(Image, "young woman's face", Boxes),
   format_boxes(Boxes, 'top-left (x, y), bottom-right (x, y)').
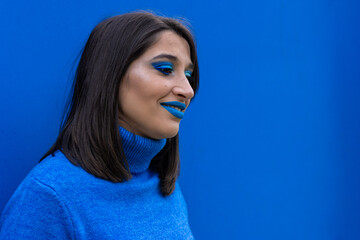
top-left (118, 30), bottom-right (195, 139)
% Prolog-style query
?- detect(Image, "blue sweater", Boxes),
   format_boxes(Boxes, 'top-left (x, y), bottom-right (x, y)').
top-left (0, 127), bottom-right (194, 239)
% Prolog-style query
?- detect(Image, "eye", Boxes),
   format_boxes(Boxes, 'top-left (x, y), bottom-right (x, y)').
top-left (152, 62), bottom-right (174, 75)
top-left (185, 70), bottom-right (193, 81)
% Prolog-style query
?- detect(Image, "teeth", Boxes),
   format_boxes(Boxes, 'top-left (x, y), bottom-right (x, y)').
top-left (163, 104), bottom-right (183, 112)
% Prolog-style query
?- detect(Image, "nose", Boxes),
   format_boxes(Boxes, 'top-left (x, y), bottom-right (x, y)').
top-left (172, 76), bottom-right (195, 100)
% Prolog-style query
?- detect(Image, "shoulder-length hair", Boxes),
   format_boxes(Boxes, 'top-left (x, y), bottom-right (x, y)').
top-left (41, 11), bottom-right (199, 196)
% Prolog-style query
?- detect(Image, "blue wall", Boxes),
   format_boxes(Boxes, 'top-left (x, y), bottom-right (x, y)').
top-left (1, 0), bottom-right (359, 239)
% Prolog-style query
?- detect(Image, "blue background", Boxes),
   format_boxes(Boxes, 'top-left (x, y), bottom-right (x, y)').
top-left (1, 0), bottom-right (359, 239)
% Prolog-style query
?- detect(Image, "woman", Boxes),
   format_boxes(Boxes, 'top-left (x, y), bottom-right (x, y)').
top-left (0, 11), bottom-right (199, 239)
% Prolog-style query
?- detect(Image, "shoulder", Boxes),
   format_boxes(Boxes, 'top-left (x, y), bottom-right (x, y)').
top-left (30, 151), bottom-right (82, 184)
top-left (0, 153), bottom-right (77, 239)
top-left (1, 152), bottom-right (88, 222)
top-left (26, 151), bottom-right (101, 192)
top-left (1, 151), bottom-right (84, 208)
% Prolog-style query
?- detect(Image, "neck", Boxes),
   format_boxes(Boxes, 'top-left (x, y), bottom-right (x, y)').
top-left (119, 126), bottom-right (166, 173)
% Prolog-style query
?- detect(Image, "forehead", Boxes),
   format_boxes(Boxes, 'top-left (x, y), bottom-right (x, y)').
top-left (141, 31), bottom-right (192, 64)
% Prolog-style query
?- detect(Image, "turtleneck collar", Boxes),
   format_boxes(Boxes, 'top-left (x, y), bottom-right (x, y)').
top-left (119, 126), bottom-right (167, 174)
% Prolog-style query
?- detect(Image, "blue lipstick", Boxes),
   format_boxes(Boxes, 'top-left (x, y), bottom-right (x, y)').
top-left (160, 101), bottom-right (186, 119)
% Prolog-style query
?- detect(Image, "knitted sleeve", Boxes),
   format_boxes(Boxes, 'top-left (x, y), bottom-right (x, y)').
top-left (0, 177), bottom-right (75, 240)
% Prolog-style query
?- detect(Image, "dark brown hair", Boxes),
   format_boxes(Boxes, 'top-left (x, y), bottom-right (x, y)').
top-left (41, 11), bottom-right (199, 196)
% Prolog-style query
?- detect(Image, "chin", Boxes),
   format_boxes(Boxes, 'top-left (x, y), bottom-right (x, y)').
top-left (164, 130), bottom-right (179, 139)
top-left (151, 125), bottom-right (179, 139)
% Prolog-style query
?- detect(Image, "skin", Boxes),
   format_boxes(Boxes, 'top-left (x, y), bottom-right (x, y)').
top-left (118, 30), bottom-right (195, 139)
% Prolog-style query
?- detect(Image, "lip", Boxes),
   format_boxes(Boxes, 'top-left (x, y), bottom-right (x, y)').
top-left (160, 101), bottom-right (186, 110)
top-left (160, 101), bottom-right (186, 119)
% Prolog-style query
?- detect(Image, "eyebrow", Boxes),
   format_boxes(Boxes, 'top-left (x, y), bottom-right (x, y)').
top-left (151, 54), bottom-right (194, 69)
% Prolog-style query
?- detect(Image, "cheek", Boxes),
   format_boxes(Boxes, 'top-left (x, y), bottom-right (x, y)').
top-left (120, 74), bottom-right (169, 113)
top-left (122, 73), bottom-right (151, 101)
top-left (130, 79), bottom-right (170, 103)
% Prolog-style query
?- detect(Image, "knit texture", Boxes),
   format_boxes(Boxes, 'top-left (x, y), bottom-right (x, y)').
top-left (0, 127), bottom-right (193, 240)
top-left (119, 126), bottom-right (166, 173)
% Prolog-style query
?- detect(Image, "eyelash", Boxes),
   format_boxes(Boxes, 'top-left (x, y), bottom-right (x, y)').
top-left (152, 62), bottom-right (193, 81)
top-left (152, 62), bottom-right (174, 75)
top-left (184, 70), bottom-right (193, 82)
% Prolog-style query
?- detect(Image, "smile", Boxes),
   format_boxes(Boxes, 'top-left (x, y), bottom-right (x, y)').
top-left (160, 101), bottom-right (186, 119)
